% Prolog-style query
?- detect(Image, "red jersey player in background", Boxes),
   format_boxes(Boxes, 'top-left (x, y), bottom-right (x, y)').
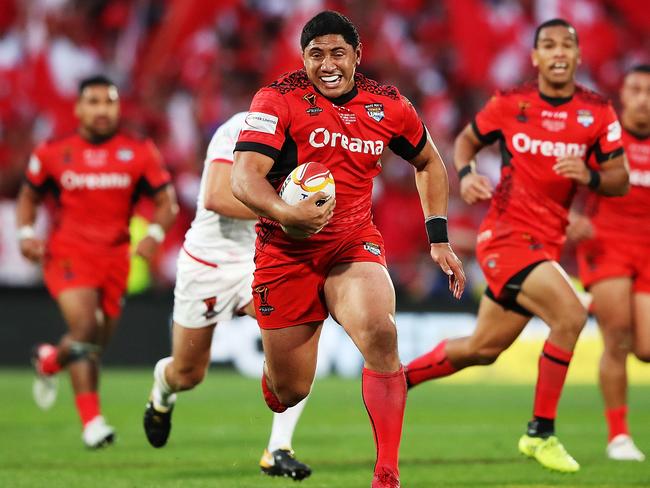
top-left (568, 65), bottom-right (650, 462)
top-left (404, 19), bottom-right (628, 473)
top-left (232, 11), bottom-right (465, 488)
top-left (16, 76), bottom-right (178, 448)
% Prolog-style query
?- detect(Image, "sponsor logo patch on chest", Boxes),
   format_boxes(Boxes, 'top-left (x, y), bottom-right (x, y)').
top-left (308, 128), bottom-right (384, 155)
top-left (365, 103), bottom-right (384, 122)
top-left (60, 170), bottom-right (132, 190)
top-left (511, 133), bottom-right (586, 157)
top-left (576, 109), bottom-right (594, 128)
top-left (83, 148), bottom-right (108, 167)
top-left (116, 148), bottom-right (134, 162)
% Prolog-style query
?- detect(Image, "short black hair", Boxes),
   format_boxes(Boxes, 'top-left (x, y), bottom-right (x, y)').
top-left (627, 64), bottom-right (650, 75)
top-left (300, 11), bottom-right (360, 51)
top-left (78, 75), bottom-right (116, 96)
top-left (533, 18), bottom-right (578, 48)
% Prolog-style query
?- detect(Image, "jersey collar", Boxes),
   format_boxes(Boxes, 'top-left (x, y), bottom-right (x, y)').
top-left (315, 84), bottom-right (359, 106)
top-left (78, 130), bottom-right (119, 145)
top-left (538, 91), bottom-right (573, 107)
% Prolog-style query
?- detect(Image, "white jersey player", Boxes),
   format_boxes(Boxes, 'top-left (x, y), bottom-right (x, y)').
top-left (143, 112), bottom-right (312, 480)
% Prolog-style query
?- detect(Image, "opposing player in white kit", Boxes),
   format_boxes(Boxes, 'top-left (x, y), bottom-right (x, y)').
top-left (143, 112), bottom-right (312, 480)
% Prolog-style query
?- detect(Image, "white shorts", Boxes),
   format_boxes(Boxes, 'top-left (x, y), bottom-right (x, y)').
top-left (173, 247), bottom-right (254, 329)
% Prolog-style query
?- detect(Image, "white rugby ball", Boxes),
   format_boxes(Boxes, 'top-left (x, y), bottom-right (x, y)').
top-left (278, 162), bottom-right (335, 238)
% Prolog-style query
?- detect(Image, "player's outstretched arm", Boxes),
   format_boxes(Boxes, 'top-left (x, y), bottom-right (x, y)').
top-left (16, 183), bottom-right (45, 263)
top-left (454, 124), bottom-right (493, 205)
top-left (232, 151), bottom-right (334, 236)
top-left (410, 138), bottom-right (466, 299)
top-left (553, 154), bottom-right (629, 197)
top-left (204, 162), bottom-right (257, 220)
top-left (135, 185), bottom-right (179, 262)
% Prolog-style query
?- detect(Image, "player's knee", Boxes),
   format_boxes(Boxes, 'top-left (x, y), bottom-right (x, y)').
top-left (175, 365), bottom-right (206, 389)
top-left (603, 329), bottom-right (633, 358)
top-left (361, 320), bottom-right (397, 353)
top-left (555, 305), bottom-right (587, 336)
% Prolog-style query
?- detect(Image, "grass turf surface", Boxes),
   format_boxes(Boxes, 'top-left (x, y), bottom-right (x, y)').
top-left (1, 369), bottom-right (648, 487)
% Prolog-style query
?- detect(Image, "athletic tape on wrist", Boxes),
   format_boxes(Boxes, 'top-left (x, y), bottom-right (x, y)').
top-left (425, 216), bottom-right (448, 244)
top-left (18, 225), bottom-right (36, 240)
top-left (457, 164), bottom-right (473, 180)
top-left (147, 223), bottom-right (165, 243)
top-left (588, 169), bottom-right (601, 190)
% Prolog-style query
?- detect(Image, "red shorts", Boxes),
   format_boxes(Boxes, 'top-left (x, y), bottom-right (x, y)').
top-left (252, 223), bottom-right (387, 329)
top-left (576, 236), bottom-right (650, 293)
top-left (476, 228), bottom-right (561, 299)
top-left (43, 249), bottom-right (130, 318)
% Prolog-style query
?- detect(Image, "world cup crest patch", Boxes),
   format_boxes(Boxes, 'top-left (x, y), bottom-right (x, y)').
top-left (365, 103), bottom-right (384, 122)
top-left (202, 296), bottom-right (218, 320)
top-left (254, 285), bottom-right (275, 316)
top-left (577, 109), bottom-right (594, 128)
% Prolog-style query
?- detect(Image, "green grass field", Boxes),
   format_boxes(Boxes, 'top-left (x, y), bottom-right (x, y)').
top-left (1, 369), bottom-right (648, 488)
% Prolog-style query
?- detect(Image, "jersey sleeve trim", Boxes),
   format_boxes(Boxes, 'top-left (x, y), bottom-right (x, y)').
top-left (24, 175), bottom-right (58, 196)
top-left (388, 122), bottom-right (428, 160)
top-left (590, 142), bottom-right (625, 164)
top-left (471, 119), bottom-right (501, 145)
top-left (211, 157), bottom-right (233, 165)
top-left (136, 179), bottom-right (170, 198)
top-left (234, 141), bottom-right (281, 162)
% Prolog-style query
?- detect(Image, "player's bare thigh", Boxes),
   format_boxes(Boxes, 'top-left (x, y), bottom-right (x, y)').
top-left (590, 278), bottom-right (634, 355)
top-left (261, 322), bottom-right (323, 406)
top-left (57, 287), bottom-right (102, 342)
top-left (324, 261), bottom-right (398, 372)
top-left (446, 295), bottom-right (530, 368)
top-left (170, 321), bottom-right (216, 383)
top-left (516, 261), bottom-right (587, 350)
top-left (633, 293), bottom-right (650, 361)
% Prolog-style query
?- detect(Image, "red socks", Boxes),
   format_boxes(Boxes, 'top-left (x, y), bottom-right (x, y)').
top-left (362, 366), bottom-right (406, 477)
top-left (605, 405), bottom-right (629, 441)
top-left (261, 373), bottom-right (287, 413)
top-left (75, 392), bottom-right (100, 426)
top-left (405, 340), bottom-right (457, 387)
top-left (39, 344), bottom-right (62, 375)
top-left (533, 341), bottom-right (573, 420)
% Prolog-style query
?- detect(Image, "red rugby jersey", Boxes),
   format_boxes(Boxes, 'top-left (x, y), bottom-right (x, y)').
top-left (235, 69), bottom-right (426, 250)
top-left (587, 129), bottom-right (650, 243)
top-left (473, 81), bottom-right (623, 246)
top-left (25, 132), bottom-right (171, 255)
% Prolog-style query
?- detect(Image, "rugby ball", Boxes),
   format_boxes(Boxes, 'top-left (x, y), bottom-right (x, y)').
top-left (278, 162), bottom-right (335, 238)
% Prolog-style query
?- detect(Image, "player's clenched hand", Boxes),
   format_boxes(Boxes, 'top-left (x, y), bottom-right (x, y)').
top-left (553, 156), bottom-right (590, 185)
top-left (430, 243), bottom-right (466, 299)
top-left (460, 173), bottom-right (493, 205)
top-left (20, 237), bottom-right (45, 263)
top-left (134, 236), bottom-right (159, 263)
top-left (566, 213), bottom-right (594, 242)
top-left (280, 191), bottom-right (336, 236)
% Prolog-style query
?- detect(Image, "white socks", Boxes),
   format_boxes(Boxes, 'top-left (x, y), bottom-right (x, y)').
top-left (152, 357), bottom-right (176, 411)
top-left (267, 395), bottom-right (309, 452)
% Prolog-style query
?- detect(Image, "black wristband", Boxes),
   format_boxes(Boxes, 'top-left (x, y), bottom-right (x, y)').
top-left (588, 169), bottom-right (601, 190)
top-left (425, 217), bottom-right (448, 243)
top-left (458, 164), bottom-right (473, 180)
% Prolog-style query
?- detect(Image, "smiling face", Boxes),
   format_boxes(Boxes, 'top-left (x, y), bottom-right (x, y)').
top-left (75, 84), bottom-right (120, 139)
top-left (532, 25), bottom-right (580, 93)
top-left (303, 34), bottom-right (361, 99)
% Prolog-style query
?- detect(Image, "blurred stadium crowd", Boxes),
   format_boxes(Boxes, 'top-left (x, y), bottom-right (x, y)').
top-left (0, 0), bottom-right (648, 308)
